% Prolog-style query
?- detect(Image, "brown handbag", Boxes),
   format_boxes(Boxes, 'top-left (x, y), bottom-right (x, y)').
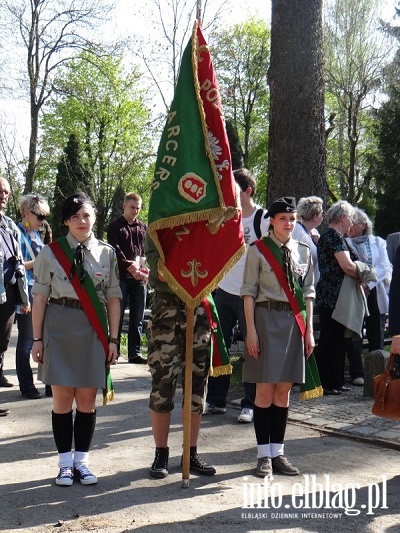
top-left (371, 352), bottom-right (400, 421)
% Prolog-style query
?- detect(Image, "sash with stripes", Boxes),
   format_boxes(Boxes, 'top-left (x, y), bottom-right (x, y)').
top-left (49, 237), bottom-right (114, 405)
top-left (254, 237), bottom-right (322, 400)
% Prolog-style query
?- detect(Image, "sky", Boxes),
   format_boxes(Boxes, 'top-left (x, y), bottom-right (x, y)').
top-left (0, 0), bottom-right (272, 160)
top-left (0, 0), bottom-right (398, 171)
top-left (114, 0), bottom-right (270, 36)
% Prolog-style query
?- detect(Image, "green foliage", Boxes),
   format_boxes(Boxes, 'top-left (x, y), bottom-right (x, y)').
top-left (108, 183), bottom-right (126, 227)
top-left (226, 120), bottom-right (244, 170)
top-left (210, 18), bottom-right (270, 204)
top-left (323, 0), bottom-right (391, 206)
top-left (39, 50), bottom-right (154, 237)
top-left (51, 134), bottom-right (92, 239)
top-left (374, 83), bottom-right (400, 236)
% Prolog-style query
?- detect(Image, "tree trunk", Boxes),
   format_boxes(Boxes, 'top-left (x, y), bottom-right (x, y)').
top-left (24, 102), bottom-right (39, 194)
top-left (267, 0), bottom-right (327, 205)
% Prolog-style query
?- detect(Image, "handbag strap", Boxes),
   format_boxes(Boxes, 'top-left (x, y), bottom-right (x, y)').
top-left (387, 352), bottom-right (397, 376)
top-left (20, 231), bottom-right (35, 261)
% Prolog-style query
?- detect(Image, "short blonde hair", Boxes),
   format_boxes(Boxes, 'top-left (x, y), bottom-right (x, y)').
top-left (297, 196), bottom-right (323, 221)
top-left (18, 193), bottom-right (50, 217)
top-left (124, 192), bottom-right (142, 203)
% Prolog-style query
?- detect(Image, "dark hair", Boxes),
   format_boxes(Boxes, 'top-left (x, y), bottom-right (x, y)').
top-left (233, 168), bottom-right (256, 197)
top-left (61, 192), bottom-right (95, 222)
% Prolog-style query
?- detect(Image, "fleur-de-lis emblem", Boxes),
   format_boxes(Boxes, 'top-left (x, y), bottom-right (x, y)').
top-left (181, 259), bottom-right (208, 287)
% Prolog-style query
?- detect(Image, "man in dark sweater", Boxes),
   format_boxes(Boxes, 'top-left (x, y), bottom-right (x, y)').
top-left (107, 193), bottom-right (148, 364)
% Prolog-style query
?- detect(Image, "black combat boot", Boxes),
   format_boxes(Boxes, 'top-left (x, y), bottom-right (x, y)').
top-left (150, 447), bottom-right (169, 478)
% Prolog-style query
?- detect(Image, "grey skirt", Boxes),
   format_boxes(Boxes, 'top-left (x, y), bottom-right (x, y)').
top-left (38, 302), bottom-right (106, 388)
top-left (242, 307), bottom-right (305, 384)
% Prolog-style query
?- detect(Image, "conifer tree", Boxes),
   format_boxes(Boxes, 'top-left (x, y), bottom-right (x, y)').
top-left (52, 134), bottom-right (92, 239)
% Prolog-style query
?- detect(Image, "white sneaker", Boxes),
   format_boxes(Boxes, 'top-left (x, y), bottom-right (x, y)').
top-left (203, 402), bottom-right (226, 415)
top-left (238, 408), bottom-right (254, 423)
top-left (352, 377), bottom-right (364, 386)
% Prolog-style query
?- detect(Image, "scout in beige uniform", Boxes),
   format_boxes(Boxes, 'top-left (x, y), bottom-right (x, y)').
top-left (240, 197), bottom-right (315, 478)
top-left (31, 193), bottom-right (121, 487)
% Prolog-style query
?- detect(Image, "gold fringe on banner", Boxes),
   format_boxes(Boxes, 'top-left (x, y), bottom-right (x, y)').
top-left (103, 388), bottom-right (115, 406)
top-left (300, 386), bottom-right (323, 402)
top-left (209, 363), bottom-right (233, 378)
top-left (157, 244), bottom-right (246, 309)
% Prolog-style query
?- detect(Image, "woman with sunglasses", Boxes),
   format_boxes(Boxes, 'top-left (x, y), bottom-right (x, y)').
top-left (16, 193), bottom-right (50, 399)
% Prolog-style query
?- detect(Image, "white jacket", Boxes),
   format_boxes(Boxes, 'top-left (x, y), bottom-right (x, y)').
top-left (346, 235), bottom-right (392, 314)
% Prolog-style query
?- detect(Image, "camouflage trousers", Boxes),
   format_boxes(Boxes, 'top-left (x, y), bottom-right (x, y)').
top-left (147, 293), bottom-right (211, 414)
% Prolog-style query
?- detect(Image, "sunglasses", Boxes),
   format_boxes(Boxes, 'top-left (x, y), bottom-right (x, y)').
top-left (30, 211), bottom-right (47, 221)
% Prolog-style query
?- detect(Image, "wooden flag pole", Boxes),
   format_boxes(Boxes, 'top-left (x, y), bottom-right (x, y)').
top-left (182, 305), bottom-right (195, 488)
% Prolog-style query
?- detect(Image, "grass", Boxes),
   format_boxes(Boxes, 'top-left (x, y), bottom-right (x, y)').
top-left (229, 353), bottom-right (244, 384)
top-left (119, 333), bottom-right (148, 357)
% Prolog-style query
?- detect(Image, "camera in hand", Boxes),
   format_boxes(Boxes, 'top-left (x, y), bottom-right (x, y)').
top-left (9, 255), bottom-right (25, 278)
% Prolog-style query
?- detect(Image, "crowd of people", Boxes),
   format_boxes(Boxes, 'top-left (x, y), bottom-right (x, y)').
top-left (0, 169), bottom-right (398, 484)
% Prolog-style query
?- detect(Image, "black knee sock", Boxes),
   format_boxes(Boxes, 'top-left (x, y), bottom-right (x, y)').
top-left (74, 410), bottom-right (96, 452)
top-left (253, 405), bottom-right (272, 445)
top-left (52, 411), bottom-right (73, 453)
top-left (270, 404), bottom-right (289, 443)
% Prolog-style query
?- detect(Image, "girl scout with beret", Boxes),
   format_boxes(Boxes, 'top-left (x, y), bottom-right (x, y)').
top-left (241, 197), bottom-right (315, 478)
top-left (31, 193), bottom-right (121, 486)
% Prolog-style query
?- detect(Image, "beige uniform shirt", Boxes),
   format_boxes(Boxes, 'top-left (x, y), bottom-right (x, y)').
top-left (32, 232), bottom-right (121, 305)
top-left (240, 233), bottom-right (315, 302)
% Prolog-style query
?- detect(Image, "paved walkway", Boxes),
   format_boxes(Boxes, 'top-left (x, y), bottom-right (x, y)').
top-left (229, 339), bottom-right (400, 451)
top-left (4, 324), bottom-right (400, 452)
top-left (3, 326), bottom-right (400, 532)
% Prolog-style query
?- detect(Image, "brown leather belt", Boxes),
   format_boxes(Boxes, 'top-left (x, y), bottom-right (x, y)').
top-left (256, 300), bottom-right (291, 312)
top-left (49, 297), bottom-right (83, 309)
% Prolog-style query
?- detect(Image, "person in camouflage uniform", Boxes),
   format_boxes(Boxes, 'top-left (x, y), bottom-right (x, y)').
top-left (145, 234), bottom-right (216, 479)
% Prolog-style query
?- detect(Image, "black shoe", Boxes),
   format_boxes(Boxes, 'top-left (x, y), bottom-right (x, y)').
top-left (0, 376), bottom-right (13, 388)
top-left (150, 447), bottom-right (169, 478)
top-left (323, 388), bottom-right (342, 396)
top-left (0, 408), bottom-right (10, 417)
top-left (45, 385), bottom-right (53, 397)
top-left (73, 465), bottom-right (98, 485)
top-left (340, 386), bottom-right (351, 392)
top-left (183, 447), bottom-right (216, 476)
top-left (128, 355), bottom-right (147, 364)
top-left (22, 388), bottom-right (42, 400)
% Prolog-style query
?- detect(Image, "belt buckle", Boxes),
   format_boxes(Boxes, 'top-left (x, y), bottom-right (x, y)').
top-left (278, 302), bottom-right (284, 311)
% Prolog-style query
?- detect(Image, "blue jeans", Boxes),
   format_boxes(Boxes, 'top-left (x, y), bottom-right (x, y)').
top-left (16, 286), bottom-right (36, 393)
top-left (206, 288), bottom-right (255, 409)
top-left (119, 277), bottom-right (146, 359)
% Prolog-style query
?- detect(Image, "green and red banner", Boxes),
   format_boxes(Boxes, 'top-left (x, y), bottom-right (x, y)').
top-left (148, 21), bottom-right (245, 308)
